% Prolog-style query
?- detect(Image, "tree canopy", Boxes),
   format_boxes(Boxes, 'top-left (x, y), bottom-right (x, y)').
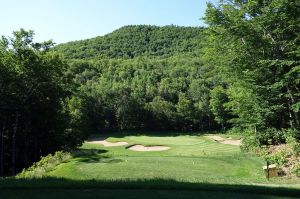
top-left (1, 0), bottom-right (299, 177)
top-left (0, 29), bottom-right (87, 176)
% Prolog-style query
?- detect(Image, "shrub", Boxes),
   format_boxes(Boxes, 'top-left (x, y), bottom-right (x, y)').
top-left (264, 149), bottom-right (290, 166)
top-left (240, 129), bottom-right (260, 152)
top-left (226, 126), bottom-right (244, 135)
top-left (17, 151), bottom-right (71, 179)
top-left (256, 128), bottom-right (286, 145)
top-left (291, 163), bottom-right (300, 177)
top-left (284, 129), bottom-right (300, 155)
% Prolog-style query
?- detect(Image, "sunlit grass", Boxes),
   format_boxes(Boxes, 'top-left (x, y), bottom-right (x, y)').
top-left (47, 134), bottom-right (269, 184)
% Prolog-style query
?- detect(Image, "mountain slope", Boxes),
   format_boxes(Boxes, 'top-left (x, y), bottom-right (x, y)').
top-left (54, 25), bottom-right (205, 59)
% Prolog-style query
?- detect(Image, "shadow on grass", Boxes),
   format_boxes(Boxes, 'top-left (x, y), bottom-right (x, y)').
top-left (0, 178), bottom-right (299, 198)
top-left (79, 157), bottom-right (124, 164)
top-left (71, 149), bottom-right (124, 164)
top-left (72, 149), bottom-right (108, 157)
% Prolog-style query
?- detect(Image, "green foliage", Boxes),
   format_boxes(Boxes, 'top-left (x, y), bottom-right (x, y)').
top-left (204, 0), bottom-right (300, 131)
top-left (240, 129), bottom-right (260, 153)
top-left (17, 151), bottom-right (71, 179)
top-left (264, 149), bottom-right (290, 167)
top-left (285, 129), bottom-right (300, 156)
top-left (0, 29), bottom-right (88, 176)
top-left (291, 163), bottom-right (300, 177)
top-left (256, 128), bottom-right (286, 145)
top-left (209, 86), bottom-right (230, 128)
top-left (3, 0), bottom-right (300, 176)
top-left (52, 25), bottom-right (222, 131)
top-left (54, 25), bottom-right (204, 59)
top-left (62, 54), bottom-right (218, 131)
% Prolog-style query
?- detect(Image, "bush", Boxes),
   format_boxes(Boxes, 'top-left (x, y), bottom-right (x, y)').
top-left (291, 163), bottom-right (300, 177)
top-left (240, 129), bottom-right (260, 152)
top-left (226, 126), bottom-right (244, 135)
top-left (264, 149), bottom-right (290, 166)
top-left (285, 129), bottom-right (300, 156)
top-left (256, 128), bottom-right (286, 145)
top-left (17, 151), bottom-right (71, 179)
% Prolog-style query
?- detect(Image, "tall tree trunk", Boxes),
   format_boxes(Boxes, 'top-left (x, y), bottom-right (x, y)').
top-left (11, 112), bottom-right (19, 175)
top-left (34, 136), bottom-right (38, 161)
top-left (286, 87), bottom-right (300, 128)
top-left (0, 125), bottom-right (4, 176)
top-left (24, 132), bottom-right (29, 167)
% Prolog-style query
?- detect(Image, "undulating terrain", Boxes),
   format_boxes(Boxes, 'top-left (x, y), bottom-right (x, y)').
top-left (1, 1), bottom-right (300, 198)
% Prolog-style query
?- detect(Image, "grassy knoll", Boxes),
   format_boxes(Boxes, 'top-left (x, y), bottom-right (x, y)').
top-left (1, 133), bottom-right (300, 198)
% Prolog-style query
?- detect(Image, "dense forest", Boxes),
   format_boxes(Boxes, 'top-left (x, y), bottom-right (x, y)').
top-left (54, 25), bottom-right (204, 59)
top-left (55, 25), bottom-right (217, 131)
top-left (0, 0), bottom-right (299, 177)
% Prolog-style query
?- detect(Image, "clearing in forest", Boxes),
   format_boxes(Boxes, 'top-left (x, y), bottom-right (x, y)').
top-left (2, 133), bottom-right (300, 199)
top-left (47, 133), bottom-right (299, 186)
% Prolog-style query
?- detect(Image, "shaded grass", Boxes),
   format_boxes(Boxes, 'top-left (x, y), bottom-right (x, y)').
top-left (1, 189), bottom-right (291, 199)
top-left (0, 178), bottom-right (300, 198)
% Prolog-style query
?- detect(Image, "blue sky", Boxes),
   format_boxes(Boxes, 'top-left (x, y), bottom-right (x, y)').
top-left (0, 0), bottom-right (214, 44)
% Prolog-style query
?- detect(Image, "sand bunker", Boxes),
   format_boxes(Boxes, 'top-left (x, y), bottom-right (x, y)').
top-left (206, 135), bottom-right (224, 141)
top-left (128, 145), bottom-right (170, 151)
top-left (220, 139), bottom-right (241, 146)
top-left (87, 139), bottom-right (128, 147)
top-left (206, 135), bottom-right (242, 146)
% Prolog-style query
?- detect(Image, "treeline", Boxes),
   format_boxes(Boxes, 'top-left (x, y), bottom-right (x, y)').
top-left (56, 25), bottom-right (217, 132)
top-left (54, 25), bottom-right (204, 59)
top-left (0, 0), bottom-right (299, 176)
top-left (67, 55), bottom-right (219, 131)
top-left (203, 0), bottom-right (300, 133)
top-left (0, 30), bottom-right (88, 176)
top-left (60, 0), bottom-right (299, 141)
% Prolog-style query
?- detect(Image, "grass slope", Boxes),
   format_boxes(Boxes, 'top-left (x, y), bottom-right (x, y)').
top-left (47, 135), bottom-right (265, 184)
top-left (1, 133), bottom-right (300, 198)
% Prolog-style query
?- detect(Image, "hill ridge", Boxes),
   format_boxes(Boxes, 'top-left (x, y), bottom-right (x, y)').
top-left (54, 25), bottom-right (205, 59)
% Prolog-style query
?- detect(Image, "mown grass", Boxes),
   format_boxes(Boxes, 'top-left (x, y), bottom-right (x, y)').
top-left (47, 134), bottom-right (294, 184)
top-left (1, 133), bottom-right (300, 198)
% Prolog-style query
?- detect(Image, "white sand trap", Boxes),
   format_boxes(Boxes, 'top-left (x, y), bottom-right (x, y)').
top-left (206, 135), bottom-right (242, 146)
top-left (128, 145), bottom-right (170, 151)
top-left (87, 140), bottom-right (128, 147)
top-left (220, 140), bottom-right (241, 146)
top-left (206, 135), bottom-right (225, 141)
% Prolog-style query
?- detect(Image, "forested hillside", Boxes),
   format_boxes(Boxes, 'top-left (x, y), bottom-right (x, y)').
top-left (55, 11), bottom-right (300, 135)
top-left (54, 25), bottom-right (204, 59)
top-left (0, 0), bottom-right (299, 178)
top-left (55, 25), bottom-right (218, 131)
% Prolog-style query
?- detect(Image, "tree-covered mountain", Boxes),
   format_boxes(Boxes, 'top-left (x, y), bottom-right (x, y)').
top-left (54, 25), bottom-right (205, 59)
top-left (1, 0), bottom-right (299, 178)
top-left (54, 25), bottom-right (215, 132)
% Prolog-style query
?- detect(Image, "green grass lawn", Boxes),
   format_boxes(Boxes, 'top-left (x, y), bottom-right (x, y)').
top-left (1, 133), bottom-right (300, 198)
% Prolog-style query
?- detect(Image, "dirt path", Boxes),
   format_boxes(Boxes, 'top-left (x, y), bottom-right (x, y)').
top-left (128, 145), bottom-right (170, 151)
top-left (206, 135), bottom-right (242, 146)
